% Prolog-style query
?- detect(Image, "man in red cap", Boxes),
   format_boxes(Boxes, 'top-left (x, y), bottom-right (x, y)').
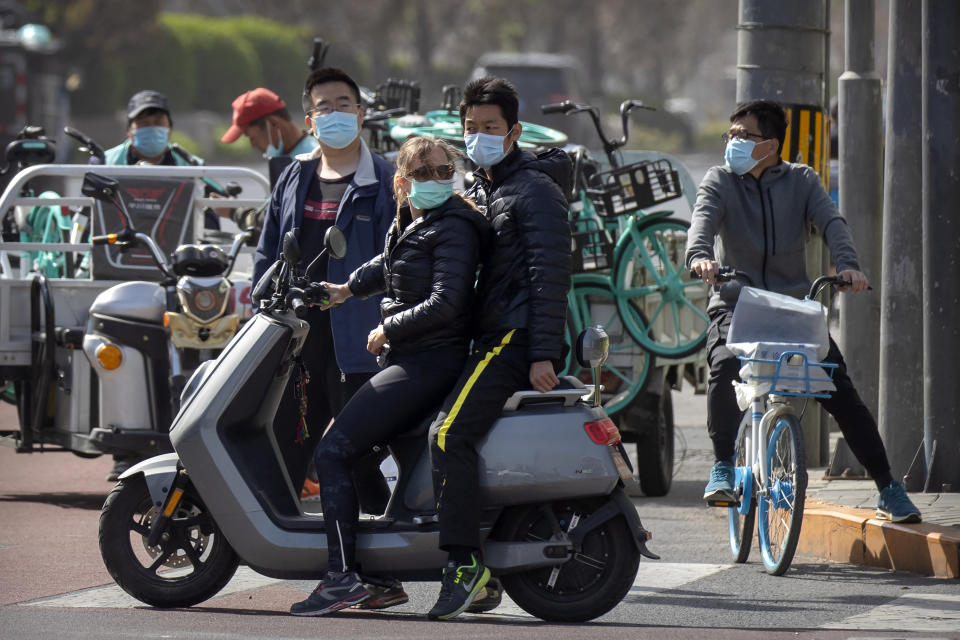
top-left (222, 88), bottom-right (318, 161)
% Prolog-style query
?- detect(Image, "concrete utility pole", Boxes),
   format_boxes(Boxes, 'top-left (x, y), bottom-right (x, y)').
top-left (920, 0), bottom-right (960, 492)
top-left (736, 0), bottom-right (832, 465)
top-left (879, 0), bottom-right (924, 489)
top-left (837, 1), bottom-right (883, 428)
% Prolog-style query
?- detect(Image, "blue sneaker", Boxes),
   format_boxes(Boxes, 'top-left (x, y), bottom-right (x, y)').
top-left (704, 460), bottom-right (736, 502)
top-left (876, 481), bottom-right (922, 523)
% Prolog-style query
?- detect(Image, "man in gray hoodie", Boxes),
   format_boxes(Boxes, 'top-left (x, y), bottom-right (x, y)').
top-left (685, 99), bottom-right (920, 524)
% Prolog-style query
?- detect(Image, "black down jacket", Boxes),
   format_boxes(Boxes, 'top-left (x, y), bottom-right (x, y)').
top-left (348, 195), bottom-right (489, 355)
top-left (465, 147), bottom-right (572, 363)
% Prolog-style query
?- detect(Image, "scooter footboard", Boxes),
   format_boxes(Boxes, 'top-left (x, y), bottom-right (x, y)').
top-left (477, 404), bottom-right (619, 505)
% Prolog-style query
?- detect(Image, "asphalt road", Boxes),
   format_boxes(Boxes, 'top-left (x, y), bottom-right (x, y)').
top-left (1, 391), bottom-right (958, 639)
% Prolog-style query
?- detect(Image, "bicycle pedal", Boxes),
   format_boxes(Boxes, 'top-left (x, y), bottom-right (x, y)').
top-left (707, 499), bottom-right (740, 508)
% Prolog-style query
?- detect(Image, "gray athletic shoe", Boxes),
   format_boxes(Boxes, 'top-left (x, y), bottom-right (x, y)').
top-left (289, 570), bottom-right (369, 616)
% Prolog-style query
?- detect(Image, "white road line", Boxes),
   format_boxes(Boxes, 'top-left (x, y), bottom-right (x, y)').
top-left (475, 562), bottom-right (731, 618)
top-left (19, 566), bottom-right (282, 609)
top-left (823, 592), bottom-right (960, 632)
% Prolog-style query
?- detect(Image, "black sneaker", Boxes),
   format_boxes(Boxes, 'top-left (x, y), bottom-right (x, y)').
top-left (427, 554), bottom-right (491, 621)
top-left (356, 578), bottom-right (409, 610)
top-left (465, 577), bottom-right (502, 613)
top-left (289, 570), bottom-right (369, 616)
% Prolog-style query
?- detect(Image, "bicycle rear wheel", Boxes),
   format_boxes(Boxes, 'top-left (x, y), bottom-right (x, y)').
top-left (613, 216), bottom-right (710, 358)
top-left (563, 284), bottom-right (650, 415)
top-left (757, 413), bottom-right (807, 576)
top-left (728, 414), bottom-right (755, 563)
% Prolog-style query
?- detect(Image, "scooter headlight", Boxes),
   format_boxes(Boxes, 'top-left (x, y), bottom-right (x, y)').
top-left (96, 343), bottom-right (123, 370)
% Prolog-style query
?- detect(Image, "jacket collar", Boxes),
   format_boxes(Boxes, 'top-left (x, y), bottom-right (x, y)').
top-left (297, 138), bottom-right (378, 188)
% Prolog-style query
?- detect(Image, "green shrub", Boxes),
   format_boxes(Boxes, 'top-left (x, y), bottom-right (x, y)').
top-left (222, 16), bottom-right (313, 111)
top-left (160, 13), bottom-right (262, 111)
top-left (122, 20), bottom-right (196, 111)
top-left (212, 122), bottom-right (261, 161)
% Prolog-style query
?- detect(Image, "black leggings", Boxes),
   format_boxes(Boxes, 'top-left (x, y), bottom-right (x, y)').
top-left (706, 308), bottom-right (891, 479)
top-left (315, 345), bottom-right (467, 573)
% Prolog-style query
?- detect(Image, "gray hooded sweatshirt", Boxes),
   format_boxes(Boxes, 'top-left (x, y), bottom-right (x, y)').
top-left (685, 161), bottom-right (860, 311)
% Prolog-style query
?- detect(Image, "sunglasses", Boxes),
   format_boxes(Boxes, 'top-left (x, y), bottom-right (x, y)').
top-left (406, 163), bottom-right (455, 182)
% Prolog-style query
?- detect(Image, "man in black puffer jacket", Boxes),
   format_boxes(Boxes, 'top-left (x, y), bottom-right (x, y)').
top-left (427, 76), bottom-right (572, 621)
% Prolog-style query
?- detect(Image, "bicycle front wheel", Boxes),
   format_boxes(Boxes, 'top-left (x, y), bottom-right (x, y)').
top-left (728, 414), bottom-right (756, 563)
top-left (757, 413), bottom-right (807, 576)
top-left (613, 216), bottom-right (710, 358)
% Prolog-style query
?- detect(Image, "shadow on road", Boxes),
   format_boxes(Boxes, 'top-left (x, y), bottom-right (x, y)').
top-left (0, 491), bottom-right (107, 510)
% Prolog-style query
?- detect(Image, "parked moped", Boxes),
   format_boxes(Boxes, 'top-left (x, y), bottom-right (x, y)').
top-left (98, 227), bottom-right (659, 622)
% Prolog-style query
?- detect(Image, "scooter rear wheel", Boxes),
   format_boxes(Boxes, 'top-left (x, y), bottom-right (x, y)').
top-left (496, 497), bottom-right (640, 622)
top-left (99, 475), bottom-right (239, 607)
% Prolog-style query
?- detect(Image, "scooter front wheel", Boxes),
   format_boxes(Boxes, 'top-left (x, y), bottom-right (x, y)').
top-left (99, 475), bottom-right (238, 607)
top-left (496, 497), bottom-right (640, 622)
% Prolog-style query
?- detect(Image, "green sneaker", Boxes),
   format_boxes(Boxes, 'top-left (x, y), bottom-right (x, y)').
top-left (427, 554), bottom-right (490, 621)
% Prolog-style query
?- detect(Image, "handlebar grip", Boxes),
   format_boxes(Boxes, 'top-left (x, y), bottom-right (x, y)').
top-left (91, 235), bottom-right (112, 246)
top-left (541, 101), bottom-right (572, 115)
top-left (290, 297), bottom-right (307, 318)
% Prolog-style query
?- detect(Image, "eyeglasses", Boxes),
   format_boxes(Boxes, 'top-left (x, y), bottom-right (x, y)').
top-left (721, 130), bottom-right (766, 144)
top-left (306, 101), bottom-right (361, 118)
top-left (406, 163), bottom-right (456, 182)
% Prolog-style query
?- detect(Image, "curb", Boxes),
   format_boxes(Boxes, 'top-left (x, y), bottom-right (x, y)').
top-left (798, 500), bottom-right (960, 578)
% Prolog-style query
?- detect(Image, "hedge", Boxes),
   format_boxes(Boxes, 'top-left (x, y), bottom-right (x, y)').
top-left (72, 13), bottom-right (313, 116)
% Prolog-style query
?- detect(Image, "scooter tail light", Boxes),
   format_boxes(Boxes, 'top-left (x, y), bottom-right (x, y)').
top-left (584, 418), bottom-right (621, 445)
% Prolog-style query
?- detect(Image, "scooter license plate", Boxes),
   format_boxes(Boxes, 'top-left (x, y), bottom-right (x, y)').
top-left (609, 444), bottom-right (634, 482)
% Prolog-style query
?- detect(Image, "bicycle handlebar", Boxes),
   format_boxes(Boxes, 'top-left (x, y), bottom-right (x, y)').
top-left (540, 99), bottom-right (655, 167)
top-left (540, 101), bottom-right (575, 115)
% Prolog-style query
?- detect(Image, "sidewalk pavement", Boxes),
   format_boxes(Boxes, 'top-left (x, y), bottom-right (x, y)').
top-left (800, 471), bottom-right (960, 579)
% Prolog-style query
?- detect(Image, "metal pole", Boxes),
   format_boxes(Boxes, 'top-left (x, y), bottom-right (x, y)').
top-left (879, 0), bottom-right (925, 490)
top-left (921, 0), bottom-right (960, 492)
top-left (737, 0), bottom-right (831, 465)
top-left (837, 0), bottom-right (883, 424)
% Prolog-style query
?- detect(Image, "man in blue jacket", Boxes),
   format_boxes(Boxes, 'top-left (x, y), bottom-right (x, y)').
top-left (253, 67), bottom-right (395, 534)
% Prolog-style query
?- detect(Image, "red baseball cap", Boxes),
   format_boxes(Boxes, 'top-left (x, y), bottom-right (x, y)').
top-left (221, 88), bottom-right (286, 143)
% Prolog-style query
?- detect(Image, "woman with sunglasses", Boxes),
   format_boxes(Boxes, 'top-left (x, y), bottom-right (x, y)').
top-left (289, 136), bottom-right (490, 617)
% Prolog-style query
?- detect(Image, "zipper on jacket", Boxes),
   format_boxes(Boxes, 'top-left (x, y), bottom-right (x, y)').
top-left (766, 189), bottom-right (776, 256)
top-left (341, 370), bottom-right (345, 383)
top-left (752, 175), bottom-right (770, 289)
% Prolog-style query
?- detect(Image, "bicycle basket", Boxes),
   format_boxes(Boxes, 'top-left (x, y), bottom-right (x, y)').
top-left (735, 344), bottom-right (838, 401)
top-left (571, 217), bottom-right (614, 272)
top-left (586, 159), bottom-right (682, 217)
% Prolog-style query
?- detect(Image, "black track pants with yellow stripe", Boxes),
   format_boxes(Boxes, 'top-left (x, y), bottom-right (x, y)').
top-left (429, 329), bottom-right (530, 550)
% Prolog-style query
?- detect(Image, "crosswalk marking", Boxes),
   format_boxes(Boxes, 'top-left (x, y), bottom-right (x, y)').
top-left (471, 562), bottom-right (731, 618)
top-left (19, 566), bottom-right (282, 609)
top-left (823, 592), bottom-right (960, 632)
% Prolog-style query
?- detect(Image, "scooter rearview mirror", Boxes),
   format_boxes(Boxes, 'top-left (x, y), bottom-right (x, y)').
top-left (282, 230), bottom-right (301, 266)
top-left (251, 260), bottom-right (280, 307)
top-left (324, 225), bottom-right (347, 260)
top-left (577, 326), bottom-right (610, 407)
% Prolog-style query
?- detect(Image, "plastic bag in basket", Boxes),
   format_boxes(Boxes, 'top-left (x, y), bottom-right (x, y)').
top-left (727, 287), bottom-right (830, 359)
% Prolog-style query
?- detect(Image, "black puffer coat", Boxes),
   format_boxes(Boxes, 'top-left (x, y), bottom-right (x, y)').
top-left (466, 147), bottom-right (572, 363)
top-left (348, 195), bottom-right (489, 355)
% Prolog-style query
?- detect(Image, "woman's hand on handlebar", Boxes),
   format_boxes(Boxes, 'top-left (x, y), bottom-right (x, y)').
top-left (836, 269), bottom-right (870, 294)
top-left (316, 281), bottom-right (352, 310)
top-left (367, 325), bottom-right (387, 355)
top-left (691, 259), bottom-right (720, 285)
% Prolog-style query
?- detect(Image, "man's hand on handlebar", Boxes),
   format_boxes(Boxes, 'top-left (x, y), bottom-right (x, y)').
top-left (691, 259), bottom-right (720, 285)
top-left (316, 281), bottom-right (352, 310)
top-left (837, 269), bottom-right (870, 294)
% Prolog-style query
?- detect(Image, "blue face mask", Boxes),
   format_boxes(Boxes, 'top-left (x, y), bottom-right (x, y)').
top-left (311, 111), bottom-right (359, 149)
top-left (132, 126), bottom-right (170, 158)
top-left (408, 179), bottom-right (454, 211)
top-left (464, 128), bottom-right (512, 169)
top-left (725, 137), bottom-right (767, 175)
top-left (263, 125), bottom-right (283, 159)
